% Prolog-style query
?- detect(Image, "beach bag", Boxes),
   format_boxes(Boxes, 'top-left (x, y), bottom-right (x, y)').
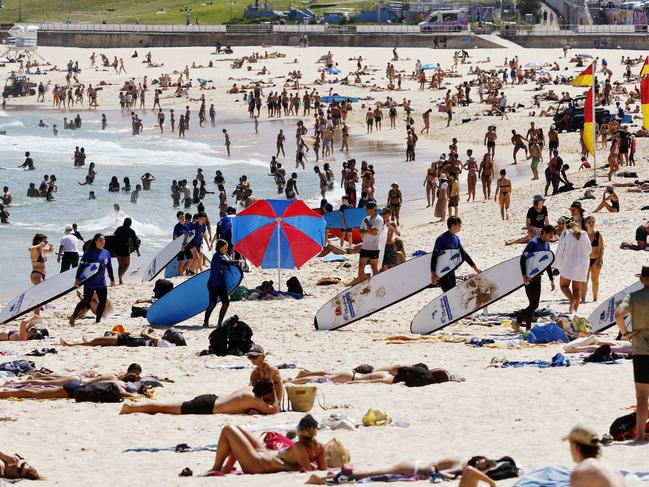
top-left (153, 279), bottom-right (174, 299)
top-left (286, 276), bottom-right (305, 296)
top-left (74, 382), bottom-right (122, 403)
top-left (362, 409), bottom-right (392, 426)
top-left (285, 385), bottom-right (317, 412)
top-left (263, 432), bottom-right (294, 451)
top-left (325, 439), bottom-right (351, 468)
top-left (229, 286), bottom-right (248, 302)
top-left (488, 456), bottom-right (520, 481)
top-left (130, 306), bottom-right (148, 318)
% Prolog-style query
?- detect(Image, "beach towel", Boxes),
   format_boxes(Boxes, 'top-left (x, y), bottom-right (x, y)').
top-left (322, 254), bottom-right (347, 262)
top-left (497, 353), bottom-right (571, 368)
top-left (512, 465), bottom-right (570, 487)
top-left (622, 471), bottom-right (649, 481)
top-left (123, 444), bottom-right (217, 453)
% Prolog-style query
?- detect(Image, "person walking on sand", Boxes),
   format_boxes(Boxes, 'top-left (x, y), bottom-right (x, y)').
top-left (484, 126), bottom-right (497, 158)
top-left (615, 265), bottom-right (649, 443)
top-left (57, 225), bottom-right (79, 272)
top-left (345, 202), bottom-right (383, 287)
top-left (511, 130), bottom-right (528, 164)
top-left (223, 129), bottom-right (231, 157)
top-left (118, 58), bottom-right (127, 74)
top-left (203, 239), bottom-right (237, 328)
top-left (493, 169), bottom-right (512, 221)
top-left (69, 234), bottom-right (114, 325)
top-left (582, 216), bottom-right (604, 303)
top-left (520, 224), bottom-right (555, 330)
top-left (113, 218), bottom-right (141, 285)
top-left (555, 220), bottom-right (591, 314)
top-left (447, 173), bottom-right (460, 218)
top-left (431, 216), bottom-right (480, 292)
top-left (434, 177), bottom-right (448, 223)
top-left (421, 108), bottom-right (431, 135)
top-left (529, 139), bottom-right (541, 180)
top-left (478, 153), bottom-right (494, 200)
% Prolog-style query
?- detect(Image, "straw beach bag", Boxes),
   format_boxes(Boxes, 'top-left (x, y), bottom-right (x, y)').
top-left (284, 385), bottom-right (317, 412)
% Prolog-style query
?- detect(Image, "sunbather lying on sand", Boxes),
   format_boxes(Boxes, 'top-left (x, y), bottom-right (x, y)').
top-left (119, 379), bottom-right (278, 415)
top-left (0, 315), bottom-right (48, 341)
top-left (0, 451), bottom-right (40, 481)
top-left (306, 455), bottom-right (514, 485)
top-left (1, 363), bottom-right (142, 387)
top-left (288, 364), bottom-right (456, 387)
top-left (0, 379), bottom-right (151, 400)
top-left (563, 337), bottom-right (632, 354)
top-left (60, 326), bottom-right (185, 347)
top-left (203, 414), bottom-right (326, 476)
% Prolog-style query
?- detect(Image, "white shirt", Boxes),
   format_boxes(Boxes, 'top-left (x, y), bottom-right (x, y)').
top-left (59, 234), bottom-right (79, 253)
top-left (555, 230), bottom-right (592, 283)
top-left (360, 214), bottom-right (384, 251)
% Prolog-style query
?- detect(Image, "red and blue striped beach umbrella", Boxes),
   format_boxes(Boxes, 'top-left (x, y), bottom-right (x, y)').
top-left (232, 199), bottom-right (325, 281)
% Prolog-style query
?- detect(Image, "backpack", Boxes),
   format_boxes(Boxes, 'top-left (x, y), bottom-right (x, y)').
top-left (609, 412), bottom-right (638, 441)
top-left (153, 279), bottom-right (174, 299)
top-left (131, 306), bottom-right (148, 318)
top-left (74, 382), bottom-right (123, 403)
top-left (208, 325), bottom-right (229, 356)
top-left (286, 276), bottom-right (305, 296)
top-left (487, 456), bottom-right (520, 481)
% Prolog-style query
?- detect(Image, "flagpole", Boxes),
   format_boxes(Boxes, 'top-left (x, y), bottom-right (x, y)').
top-left (592, 60), bottom-right (597, 183)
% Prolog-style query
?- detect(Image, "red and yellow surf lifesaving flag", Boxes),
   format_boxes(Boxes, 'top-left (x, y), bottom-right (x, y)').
top-left (582, 87), bottom-right (595, 156)
top-left (642, 75), bottom-right (649, 130)
top-left (571, 63), bottom-right (593, 87)
top-left (640, 56), bottom-right (649, 77)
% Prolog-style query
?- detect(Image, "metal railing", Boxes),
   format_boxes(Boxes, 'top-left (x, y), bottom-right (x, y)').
top-left (36, 21), bottom-right (649, 36)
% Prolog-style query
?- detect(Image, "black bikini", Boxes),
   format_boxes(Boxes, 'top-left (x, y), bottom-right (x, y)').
top-left (589, 231), bottom-right (600, 267)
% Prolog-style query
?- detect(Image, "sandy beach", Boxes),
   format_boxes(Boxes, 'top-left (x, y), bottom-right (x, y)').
top-left (1, 42), bottom-right (649, 486)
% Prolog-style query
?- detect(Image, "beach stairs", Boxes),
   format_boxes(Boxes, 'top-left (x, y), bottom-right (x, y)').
top-left (475, 34), bottom-right (524, 49)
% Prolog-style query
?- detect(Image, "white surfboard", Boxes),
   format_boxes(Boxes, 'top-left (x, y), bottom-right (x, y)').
top-left (411, 251), bottom-right (554, 335)
top-left (0, 262), bottom-right (102, 324)
top-left (141, 233), bottom-right (194, 282)
top-left (315, 249), bottom-right (463, 331)
top-left (587, 281), bottom-right (643, 333)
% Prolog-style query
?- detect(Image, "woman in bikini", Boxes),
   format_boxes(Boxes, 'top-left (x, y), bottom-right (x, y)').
top-left (205, 414), bottom-right (326, 476)
top-left (463, 150), bottom-right (478, 202)
top-left (307, 455), bottom-right (505, 486)
top-left (0, 451), bottom-right (40, 481)
top-left (424, 162), bottom-right (438, 208)
top-left (386, 183), bottom-right (402, 226)
top-left (582, 216), bottom-right (604, 303)
top-left (478, 153), bottom-right (494, 200)
top-left (29, 233), bottom-right (53, 285)
top-left (593, 186), bottom-right (620, 213)
top-left (493, 169), bottom-right (512, 221)
top-left (0, 315), bottom-right (44, 342)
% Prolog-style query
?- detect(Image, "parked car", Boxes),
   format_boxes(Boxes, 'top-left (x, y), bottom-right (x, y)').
top-left (553, 95), bottom-right (610, 133)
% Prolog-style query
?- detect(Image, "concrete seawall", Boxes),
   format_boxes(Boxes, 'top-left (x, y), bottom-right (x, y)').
top-left (502, 33), bottom-right (649, 49)
top-left (35, 31), bottom-right (503, 49)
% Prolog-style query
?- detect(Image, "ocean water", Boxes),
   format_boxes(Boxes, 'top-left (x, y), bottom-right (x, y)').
top-left (0, 109), bottom-right (417, 302)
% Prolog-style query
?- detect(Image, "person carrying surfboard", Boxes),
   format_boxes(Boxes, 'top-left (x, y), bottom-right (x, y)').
top-left (203, 239), bottom-right (238, 328)
top-left (520, 224), bottom-right (556, 330)
top-left (614, 265), bottom-right (649, 442)
top-left (430, 216), bottom-right (480, 292)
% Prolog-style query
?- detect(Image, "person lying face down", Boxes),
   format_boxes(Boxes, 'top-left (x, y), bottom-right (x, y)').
top-left (119, 378), bottom-right (279, 416)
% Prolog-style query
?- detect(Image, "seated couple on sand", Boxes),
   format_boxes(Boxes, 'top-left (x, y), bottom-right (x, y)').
top-left (120, 378), bottom-right (278, 416)
top-left (0, 315), bottom-right (49, 341)
top-left (288, 363), bottom-right (460, 387)
top-left (60, 326), bottom-right (186, 348)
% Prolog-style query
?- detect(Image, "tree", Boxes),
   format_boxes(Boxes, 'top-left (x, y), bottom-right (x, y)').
top-left (519, 0), bottom-right (541, 19)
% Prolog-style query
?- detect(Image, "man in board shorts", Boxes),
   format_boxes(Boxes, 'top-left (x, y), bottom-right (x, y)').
top-left (345, 202), bottom-right (383, 287)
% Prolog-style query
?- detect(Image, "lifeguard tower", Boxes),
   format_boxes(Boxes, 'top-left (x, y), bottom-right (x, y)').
top-left (0, 24), bottom-right (46, 62)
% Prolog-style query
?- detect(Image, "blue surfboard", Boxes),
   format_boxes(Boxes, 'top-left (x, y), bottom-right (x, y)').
top-left (146, 265), bottom-right (243, 326)
top-left (323, 208), bottom-right (381, 229)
